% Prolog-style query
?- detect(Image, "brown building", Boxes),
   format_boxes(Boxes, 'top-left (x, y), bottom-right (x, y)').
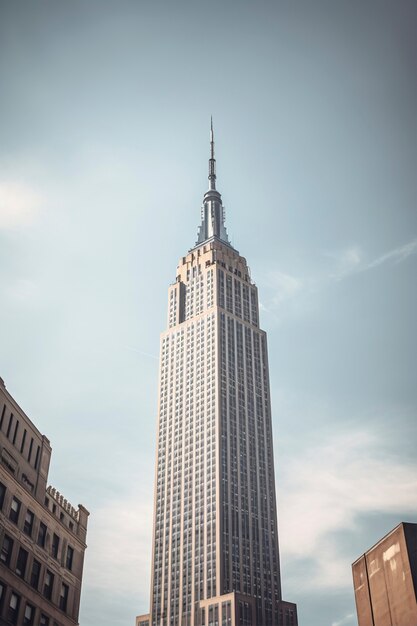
top-left (0, 377), bottom-right (89, 626)
top-left (352, 522), bottom-right (417, 626)
top-left (136, 615), bottom-right (150, 626)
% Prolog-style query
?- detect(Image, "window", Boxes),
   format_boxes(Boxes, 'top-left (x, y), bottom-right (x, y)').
top-left (16, 546), bottom-right (28, 578)
top-left (0, 534), bottom-right (13, 566)
top-left (0, 481), bottom-right (5, 509)
top-left (20, 428), bottom-right (27, 453)
top-left (52, 533), bottom-right (59, 559)
top-left (34, 445), bottom-right (40, 469)
top-left (0, 581), bottom-right (5, 610)
top-left (28, 437), bottom-right (34, 463)
top-left (59, 583), bottom-right (69, 612)
top-left (9, 496), bottom-right (21, 523)
top-left (23, 509), bottom-right (34, 536)
top-left (12, 419), bottom-right (19, 444)
top-left (43, 570), bottom-right (54, 600)
top-left (30, 559), bottom-right (41, 589)
top-left (6, 413), bottom-right (13, 438)
top-left (37, 522), bottom-right (47, 547)
top-left (66, 545), bottom-right (74, 570)
top-left (23, 603), bottom-right (35, 626)
top-left (8, 592), bottom-right (20, 625)
top-left (40, 614), bottom-right (50, 626)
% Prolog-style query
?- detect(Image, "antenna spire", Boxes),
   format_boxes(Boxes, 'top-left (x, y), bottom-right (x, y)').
top-left (195, 120), bottom-right (233, 249)
top-left (208, 116), bottom-right (216, 190)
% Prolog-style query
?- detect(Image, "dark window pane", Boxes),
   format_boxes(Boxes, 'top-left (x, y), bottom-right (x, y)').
top-left (20, 428), bottom-right (27, 453)
top-left (43, 570), bottom-right (54, 600)
top-left (37, 522), bottom-right (47, 548)
top-left (66, 545), bottom-right (74, 570)
top-left (30, 559), bottom-right (41, 589)
top-left (23, 509), bottom-right (34, 536)
top-left (16, 547), bottom-right (28, 578)
top-left (8, 592), bottom-right (20, 625)
top-left (28, 437), bottom-right (34, 463)
top-left (52, 533), bottom-right (59, 559)
top-left (6, 413), bottom-right (13, 438)
top-left (40, 614), bottom-right (50, 626)
top-left (34, 445), bottom-right (40, 469)
top-left (59, 583), bottom-right (69, 612)
top-left (0, 481), bottom-right (5, 509)
top-left (0, 534), bottom-right (13, 566)
top-left (12, 419), bottom-right (19, 444)
top-left (9, 496), bottom-right (21, 523)
top-left (23, 603), bottom-right (35, 626)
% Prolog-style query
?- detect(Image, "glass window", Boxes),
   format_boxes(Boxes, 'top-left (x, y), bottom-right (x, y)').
top-left (6, 413), bottom-right (14, 438)
top-left (0, 534), bottom-right (13, 566)
top-left (40, 614), bottom-right (50, 626)
top-left (23, 509), bottom-right (34, 536)
top-left (16, 546), bottom-right (28, 578)
top-left (59, 583), bottom-right (69, 612)
top-left (37, 522), bottom-right (47, 548)
top-left (66, 545), bottom-right (74, 570)
top-left (0, 481), bottom-right (6, 509)
top-left (20, 428), bottom-right (27, 453)
top-left (52, 533), bottom-right (59, 559)
top-left (9, 496), bottom-right (21, 523)
top-left (8, 592), bottom-right (20, 625)
top-left (23, 603), bottom-right (35, 626)
top-left (0, 580), bottom-right (5, 608)
top-left (30, 559), bottom-right (41, 589)
top-left (43, 570), bottom-right (54, 600)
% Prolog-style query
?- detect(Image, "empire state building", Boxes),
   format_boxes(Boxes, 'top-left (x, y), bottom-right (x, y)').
top-left (138, 124), bottom-right (298, 626)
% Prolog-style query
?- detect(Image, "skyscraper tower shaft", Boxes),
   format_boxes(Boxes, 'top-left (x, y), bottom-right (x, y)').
top-left (145, 125), bottom-right (297, 626)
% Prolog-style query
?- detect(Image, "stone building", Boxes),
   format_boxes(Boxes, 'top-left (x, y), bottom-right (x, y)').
top-left (137, 124), bottom-right (297, 626)
top-left (136, 615), bottom-right (150, 626)
top-left (352, 522), bottom-right (417, 626)
top-left (0, 376), bottom-right (89, 626)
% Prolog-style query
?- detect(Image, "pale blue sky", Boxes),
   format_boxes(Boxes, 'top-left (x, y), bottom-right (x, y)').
top-left (0, 1), bottom-right (416, 625)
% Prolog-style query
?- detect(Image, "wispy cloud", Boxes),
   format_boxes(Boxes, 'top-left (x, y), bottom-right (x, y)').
top-left (278, 427), bottom-right (417, 590)
top-left (261, 238), bottom-right (417, 316)
top-left (260, 271), bottom-right (304, 317)
top-left (331, 613), bottom-right (356, 626)
top-left (123, 345), bottom-right (158, 360)
top-left (329, 246), bottom-right (362, 281)
top-left (0, 181), bottom-right (43, 229)
top-left (366, 238), bottom-right (417, 269)
top-left (269, 271), bottom-right (304, 306)
top-left (331, 238), bottom-right (417, 281)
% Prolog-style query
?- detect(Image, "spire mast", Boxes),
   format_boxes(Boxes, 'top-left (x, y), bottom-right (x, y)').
top-left (195, 119), bottom-right (234, 249)
top-left (208, 116), bottom-right (216, 190)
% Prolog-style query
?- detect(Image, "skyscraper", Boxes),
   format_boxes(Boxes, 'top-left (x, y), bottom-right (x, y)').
top-left (140, 124), bottom-right (297, 626)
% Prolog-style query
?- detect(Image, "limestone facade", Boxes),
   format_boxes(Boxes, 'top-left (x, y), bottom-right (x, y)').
top-left (0, 377), bottom-right (89, 626)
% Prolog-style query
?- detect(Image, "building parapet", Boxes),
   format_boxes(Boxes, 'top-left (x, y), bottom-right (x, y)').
top-left (46, 485), bottom-right (80, 521)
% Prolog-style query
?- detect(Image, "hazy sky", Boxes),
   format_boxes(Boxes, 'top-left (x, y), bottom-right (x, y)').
top-left (0, 1), bottom-right (416, 625)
